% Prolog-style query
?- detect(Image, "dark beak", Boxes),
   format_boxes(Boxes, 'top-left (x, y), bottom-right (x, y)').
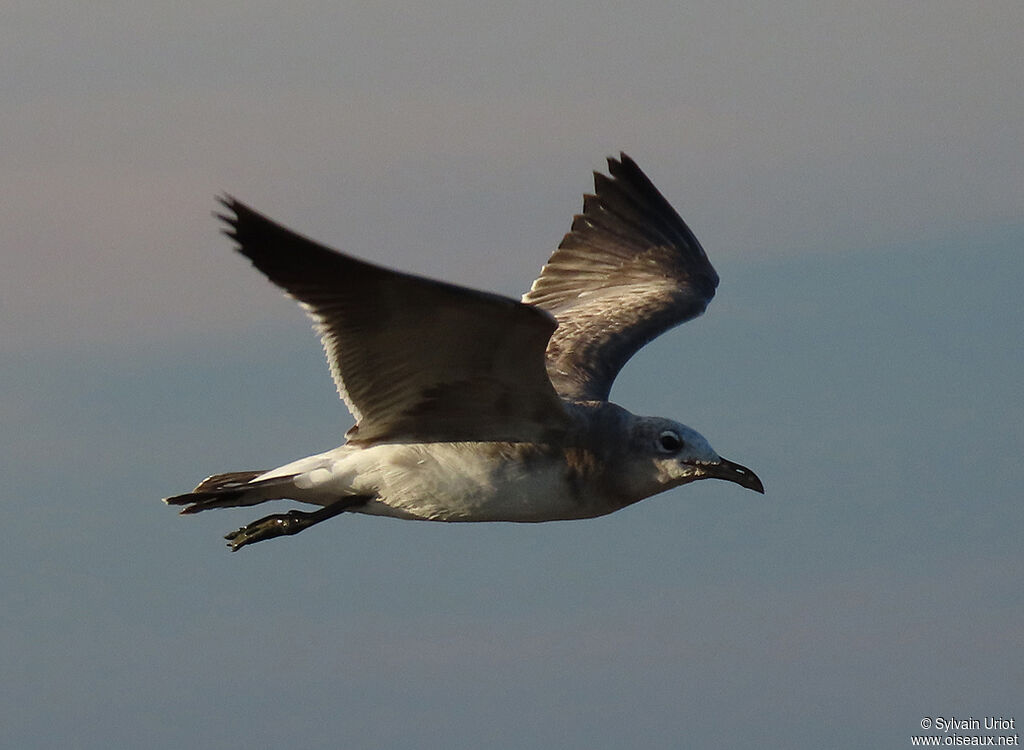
top-left (701, 457), bottom-right (764, 494)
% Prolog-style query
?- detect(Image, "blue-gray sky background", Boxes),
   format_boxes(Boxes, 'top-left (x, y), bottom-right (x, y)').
top-left (3, 2), bottom-right (1022, 748)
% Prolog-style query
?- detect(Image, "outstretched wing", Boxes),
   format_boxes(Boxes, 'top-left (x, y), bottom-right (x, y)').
top-left (523, 154), bottom-right (719, 401)
top-left (218, 197), bottom-right (569, 444)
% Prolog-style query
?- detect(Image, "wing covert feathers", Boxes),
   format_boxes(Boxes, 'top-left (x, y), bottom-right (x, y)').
top-left (217, 197), bottom-right (569, 444)
top-left (523, 153), bottom-right (719, 401)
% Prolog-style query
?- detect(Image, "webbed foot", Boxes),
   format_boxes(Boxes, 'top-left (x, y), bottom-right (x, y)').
top-left (225, 510), bottom-right (310, 550)
top-left (224, 498), bottom-right (367, 551)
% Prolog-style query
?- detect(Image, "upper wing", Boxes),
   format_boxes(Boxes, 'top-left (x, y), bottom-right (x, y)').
top-left (522, 154), bottom-right (720, 401)
top-left (218, 197), bottom-right (569, 445)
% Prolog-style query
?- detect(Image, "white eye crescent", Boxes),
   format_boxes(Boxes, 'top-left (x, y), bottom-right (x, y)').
top-left (656, 430), bottom-right (684, 454)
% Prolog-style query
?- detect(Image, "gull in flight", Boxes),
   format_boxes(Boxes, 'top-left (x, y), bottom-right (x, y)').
top-left (165, 154), bottom-right (763, 550)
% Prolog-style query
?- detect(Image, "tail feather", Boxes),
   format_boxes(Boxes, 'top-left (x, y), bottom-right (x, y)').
top-left (193, 470), bottom-right (267, 493)
top-left (163, 470), bottom-right (297, 514)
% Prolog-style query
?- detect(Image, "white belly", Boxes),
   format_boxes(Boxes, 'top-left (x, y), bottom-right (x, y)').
top-left (265, 442), bottom-right (608, 522)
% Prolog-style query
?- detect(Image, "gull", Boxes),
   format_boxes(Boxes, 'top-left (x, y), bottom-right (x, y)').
top-left (165, 153), bottom-right (764, 550)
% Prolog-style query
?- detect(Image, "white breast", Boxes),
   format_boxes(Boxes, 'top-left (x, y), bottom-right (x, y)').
top-left (284, 442), bottom-right (608, 522)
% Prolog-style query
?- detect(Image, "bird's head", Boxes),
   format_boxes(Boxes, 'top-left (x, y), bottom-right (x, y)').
top-left (622, 416), bottom-right (764, 499)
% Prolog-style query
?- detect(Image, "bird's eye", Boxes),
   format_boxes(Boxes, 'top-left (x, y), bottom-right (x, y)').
top-left (656, 430), bottom-right (684, 454)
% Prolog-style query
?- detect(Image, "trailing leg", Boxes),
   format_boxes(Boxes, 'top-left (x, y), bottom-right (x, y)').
top-left (224, 496), bottom-right (370, 551)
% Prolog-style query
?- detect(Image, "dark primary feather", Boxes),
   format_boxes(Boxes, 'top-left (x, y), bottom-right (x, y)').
top-left (218, 197), bottom-right (569, 444)
top-left (523, 153), bottom-right (719, 401)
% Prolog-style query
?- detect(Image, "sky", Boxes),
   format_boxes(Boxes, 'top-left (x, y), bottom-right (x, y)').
top-left (2, 2), bottom-right (1022, 748)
